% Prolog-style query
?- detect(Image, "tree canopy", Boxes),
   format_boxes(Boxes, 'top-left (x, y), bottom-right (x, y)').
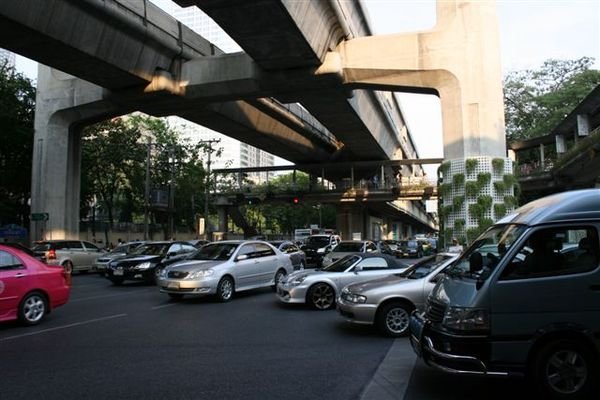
top-left (0, 63), bottom-right (36, 226)
top-left (504, 57), bottom-right (600, 141)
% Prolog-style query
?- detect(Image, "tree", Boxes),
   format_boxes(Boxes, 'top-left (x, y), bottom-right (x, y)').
top-left (504, 57), bottom-right (600, 141)
top-left (0, 63), bottom-right (36, 227)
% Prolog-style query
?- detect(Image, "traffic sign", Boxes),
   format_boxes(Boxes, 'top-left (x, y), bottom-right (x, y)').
top-left (31, 212), bottom-right (49, 221)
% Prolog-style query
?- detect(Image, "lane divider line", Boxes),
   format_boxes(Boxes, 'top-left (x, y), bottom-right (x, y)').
top-left (0, 314), bottom-right (127, 342)
top-left (151, 303), bottom-right (177, 310)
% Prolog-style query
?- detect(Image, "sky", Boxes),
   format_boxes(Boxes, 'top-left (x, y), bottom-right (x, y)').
top-left (14, 0), bottom-right (600, 176)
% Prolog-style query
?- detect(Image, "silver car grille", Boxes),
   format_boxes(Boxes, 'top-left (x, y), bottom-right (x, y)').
top-left (168, 271), bottom-right (188, 279)
top-left (425, 299), bottom-right (446, 323)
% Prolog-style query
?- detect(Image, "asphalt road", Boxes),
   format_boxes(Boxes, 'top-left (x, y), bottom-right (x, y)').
top-left (1, 273), bottom-right (394, 400)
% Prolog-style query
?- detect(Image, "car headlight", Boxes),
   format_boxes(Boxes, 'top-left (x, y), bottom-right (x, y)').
top-left (317, 247), bottom-right (327, 254)
top-left (342, 291), bottom-right (367, 304)
top-left (288, 276), bottom-right (307, 286)
top-left (442, 307), bottom-right (490, 332)
top-left (159, 269), bottom-right (168, 278)
top-left (134, 262), bottom-right (153, 270)
top-left (187, 269), bottom-right (214, 280)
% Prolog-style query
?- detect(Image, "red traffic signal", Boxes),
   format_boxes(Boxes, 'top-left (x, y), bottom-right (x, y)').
top-left (292, 196), bottom-right (300, 204)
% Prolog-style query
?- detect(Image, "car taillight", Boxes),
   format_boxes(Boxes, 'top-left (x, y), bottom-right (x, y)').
top-left (47, 249), bottom-right (56, 260)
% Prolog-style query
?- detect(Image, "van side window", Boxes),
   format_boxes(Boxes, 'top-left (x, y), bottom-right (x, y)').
top-left (500, 227), bottom-right (599, 280)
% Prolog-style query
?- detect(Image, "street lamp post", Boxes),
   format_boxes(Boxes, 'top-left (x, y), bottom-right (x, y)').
top-left (144, 136), bottom-right (151, 240)
top-left (199, 139), bottom-right (219, 240)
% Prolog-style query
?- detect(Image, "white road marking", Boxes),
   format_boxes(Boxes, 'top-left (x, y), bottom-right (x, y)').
top-left (0, 314), bottom-right (127, 342)
top-left (151, 303), bottom-right (177, 310)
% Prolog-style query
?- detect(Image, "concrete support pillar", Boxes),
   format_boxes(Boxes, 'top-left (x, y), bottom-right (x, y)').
top-left (217, 207), bottom-right (228, 233)
top-left (31, 66), bottom-right (122, 240)
top-left (335, 204), bottom-right (366, 241)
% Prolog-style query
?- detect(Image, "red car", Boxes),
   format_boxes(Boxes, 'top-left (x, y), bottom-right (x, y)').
top-left (0, 244), bottom-right (70, 325)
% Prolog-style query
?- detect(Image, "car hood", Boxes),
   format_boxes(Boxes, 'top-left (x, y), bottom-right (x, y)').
top-left (284, 269), bottom-right (338, 282)
top-left (344, 274), bottom-right (410, 294)
top-left (114, 254), bottom-right (162, 265)
top-left (167, 259), bottom-right (224, 272)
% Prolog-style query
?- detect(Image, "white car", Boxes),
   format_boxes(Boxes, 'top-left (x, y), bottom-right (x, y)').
top-left (322, 240), bottom-right (378, 267)
top-left (158, 241), bottom-right (294, 302)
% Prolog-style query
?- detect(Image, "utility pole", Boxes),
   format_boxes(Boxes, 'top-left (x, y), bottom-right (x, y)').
top-left (168, 147), bottom-right (176, 239)
top-left (144, 136), bottom-right (151, 240)
top-left (199, 139), bottom-right (220, 240)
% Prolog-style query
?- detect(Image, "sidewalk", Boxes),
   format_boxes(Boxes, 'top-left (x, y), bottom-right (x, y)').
top-left (360, 338), bottom-right (417, 400)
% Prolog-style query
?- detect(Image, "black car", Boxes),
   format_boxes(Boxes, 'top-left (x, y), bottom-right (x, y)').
top-left (301, 235), bottom-right (340, 268)
top-left (105, 241), bottom-right (197, 285)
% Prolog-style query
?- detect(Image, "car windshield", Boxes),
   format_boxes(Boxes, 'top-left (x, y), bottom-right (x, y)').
top-left (445, 224), bottom-right (527, 281)
top-left (321, 255), bottom-right (361, 272)
top-left (306, 237), bottom-right (330, 246)
top-left (32, 243), bottom-right (51, 251)
top-left (400, 240), bottom-right (418, 248)
top-left (112, 244), bottom-right (131, 253)
top-left (190, 243), bottom-right (239, 261)
top-left (333, 242), bottom-right (363, 252)
top-left (130, 243), bottom-right (169, 256)
top-left (400, 254), bottom-right (453, 279)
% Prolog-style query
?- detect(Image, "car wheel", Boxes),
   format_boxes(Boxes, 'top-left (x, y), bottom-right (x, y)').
top-left (376, 302), bottom-right (412, 337)
top-left (63, 261), bottom-right (74, 275)
top-left (533, 339), bottom-right (597, 399)
top-left (271, 269), bottom-right (287, 290)
top-left (216, 276), bottom-right (234, 302)
top-left (308, 283), bottom-right (335, 310)
top-left (168, 293), bottom-right (184, 301)
top-left (18, 292), bottom-right (47, 326)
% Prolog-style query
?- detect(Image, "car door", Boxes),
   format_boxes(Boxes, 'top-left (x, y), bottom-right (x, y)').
top-left (0, 250), bottom-right (29, 320)
top-left (252, 243), bottom-right (278, 285)
top-left (336, 256), bottom-right (392, 288)
top-left (67, 241), bottom-right (86, 270)
top-left (82, 241), bottom-right (102, 267)
top-left (233, 244), bottom-right (258, 289)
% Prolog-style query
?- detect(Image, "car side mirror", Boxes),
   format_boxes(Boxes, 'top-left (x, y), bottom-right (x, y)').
top-left (236, 254), bottom-right (249, 261)
top-left (354, 265), bottom-right (363, 274)
top-left (167, 252), bottom-right (176, 258)
top-left (430, 273), bottom-right (443, 283)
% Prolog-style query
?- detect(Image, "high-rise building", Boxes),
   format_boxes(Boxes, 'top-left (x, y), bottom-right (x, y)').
top-left (157, 1), bottom-right (276, 181)
top-left (0, 48), bottom-right (16, 68)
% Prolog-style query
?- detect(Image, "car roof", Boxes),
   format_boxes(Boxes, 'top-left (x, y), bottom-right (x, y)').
top-left (498, 189), bottom-right (600, 226)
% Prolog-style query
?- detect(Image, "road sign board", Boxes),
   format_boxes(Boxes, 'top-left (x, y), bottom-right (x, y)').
top-left (31, 212), bottom-right (49, 221)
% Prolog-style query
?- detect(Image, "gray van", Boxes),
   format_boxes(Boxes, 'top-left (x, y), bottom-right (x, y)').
top-left (410, 189), bottom-right (600, 399)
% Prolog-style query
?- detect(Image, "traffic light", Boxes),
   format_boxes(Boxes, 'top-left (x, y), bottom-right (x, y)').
top-left (292, 196), bottom-right (300, 205)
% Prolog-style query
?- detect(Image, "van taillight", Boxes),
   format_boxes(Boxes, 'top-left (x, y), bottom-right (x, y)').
top-left (47, 249), bottom-right (56, 260)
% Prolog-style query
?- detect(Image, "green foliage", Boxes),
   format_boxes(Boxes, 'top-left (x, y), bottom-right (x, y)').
top-left (440, 161), bottom-right (451, 177)
top-left (479, 218), bottom-right (494, 230)
top-left (504, 57), bottom-right (600, 141)
top-left (454, 218), bottom-right (466, 231)
top-left (477, 172), bottom-right (491, 187)
top-left (468, 203), bottom-right (484, 221)
top-left (493, 181), bottom-right (507, 193)
top-left (465, 181), bottom-right (480, 197)
top-left (477, 195), bottom-right (493, 211)
top-left (452, 173), bottom-right (465, 187)
top-left (492, 158), bottom-right (505, 174)
top-left (467, 227), bottom-right (483, 244)
top-left (0, 63), bottom-right (36, 226)
top-left (494, 203), bottom-right (507, 219)
top-left (439, 205), bottom-right (453, 220)
top-left (452, 196), bottom-right (465, 211)
top-left (439, 183), bottom-right (453, 197)
top-left (504, 195), bottom-right (518, 208)
top-left (465, 158), bottom-right (478, 176)
top-left (443, 228), bottom-right (454, 242)
top-left (503, 173), bottom-right (517, 187)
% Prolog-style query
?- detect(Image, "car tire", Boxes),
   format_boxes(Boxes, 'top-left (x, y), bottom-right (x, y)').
top-left (18, 292), bottom-right (47, 326)
top-left (533, 338), bottom-right (597, 399)
top-left (376, 302), bottom-right (412, 337)
top-left (63, 261), bottom-right (74, 275)
top-left (271, 269), bottom-right (287, 290)
top-left (307, 283), bottom-right (335, 310)
top-left (168, 293), bottom-right (184, 301)
top-left (216, 276), bottom-right (234, 302)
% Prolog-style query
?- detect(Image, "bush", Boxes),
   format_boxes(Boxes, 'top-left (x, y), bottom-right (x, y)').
top-left (452, 173), bottom-right (465, 187)
top-left (439, 183), bottom-right (452, 197)
top-left (493, 181), bottom-right (506, 193)
top-left (469, 203), bottom-right (484, 221)
top-left (492, 158), bottom-right (505, 174)
top-left (494, 203), bottom-right (507, 218)
top-left (465, 181), bottom-right (480, 197)
top-left (453, 196), bottom-right (465, 211)
top-left (467, 227), bottom-right (482, 244)
top-left (504, 195), bottom-right (518, 208)
top-left (477, 172), bottom-right (491, 187)
top-left (477, 195), bottom-right (493, 211)
top-left (503, 173), bottom-right (517, 186)
top-left (454, 218), bottom-right (466, 230)
top-left (440, 161), bottom-right (451, 177)
top-left (465, 158), bottom-right (478, 176)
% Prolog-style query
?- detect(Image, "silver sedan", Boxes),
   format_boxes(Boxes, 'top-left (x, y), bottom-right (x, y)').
top-left (157, 241), bottom-right (294, 302)
top-left (336, 253), bottom-right (458, 337)
top-left (276, 253), bottom-right (409, 310)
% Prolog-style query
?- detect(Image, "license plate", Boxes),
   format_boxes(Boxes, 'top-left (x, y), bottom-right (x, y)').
top-left (113, 269), bottom-right (123, 276)
top-left (167, 282), bottom-right (179, 289)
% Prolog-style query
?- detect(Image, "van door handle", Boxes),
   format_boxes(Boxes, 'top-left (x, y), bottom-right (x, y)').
top-left (590, 285), bottom-right (600, 291)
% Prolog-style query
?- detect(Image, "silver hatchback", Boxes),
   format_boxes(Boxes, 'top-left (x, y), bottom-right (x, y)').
top-left (337, 253), bottom-right (458, 337)
top-left (157, 241), bottom-right (293, 302)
